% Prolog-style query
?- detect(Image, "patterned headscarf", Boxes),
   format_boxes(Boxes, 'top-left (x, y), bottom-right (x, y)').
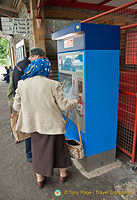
top-left (21, 58), bottom-right (51, 80)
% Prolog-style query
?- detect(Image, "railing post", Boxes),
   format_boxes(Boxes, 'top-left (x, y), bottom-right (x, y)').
top-left (131, 94), bottom-right (137, 162)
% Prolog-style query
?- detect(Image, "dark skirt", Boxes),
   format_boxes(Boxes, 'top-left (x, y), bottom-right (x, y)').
top-left (31, 132), bottom-right (72, 177)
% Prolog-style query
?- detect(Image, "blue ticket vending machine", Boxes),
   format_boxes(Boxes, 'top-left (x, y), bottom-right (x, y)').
top-left (52, 23), bottom-right (120, 171)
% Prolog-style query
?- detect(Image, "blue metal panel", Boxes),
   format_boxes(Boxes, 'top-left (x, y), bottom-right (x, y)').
top-left (52, 23), bottom-right (120, 51)
top-left (84, 50), bottom-right (120, 157)
top-left (81, 23), bottom-right (120, 50)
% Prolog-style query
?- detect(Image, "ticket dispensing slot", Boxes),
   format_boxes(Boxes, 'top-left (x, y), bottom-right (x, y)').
top-left (77, 78), bottom-right (84, 116)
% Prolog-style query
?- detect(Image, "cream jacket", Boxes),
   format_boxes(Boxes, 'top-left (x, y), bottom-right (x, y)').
top-left (13, 76), bottom-right (78, 135)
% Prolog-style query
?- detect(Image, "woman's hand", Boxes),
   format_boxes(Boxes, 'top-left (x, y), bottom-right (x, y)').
top-left (60, 81), bottom-right (63, 84)
top-left (74, 98), bottom-right (80, 103)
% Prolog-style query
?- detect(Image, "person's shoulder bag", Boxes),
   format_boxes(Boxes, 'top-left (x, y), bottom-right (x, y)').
top-left (10, 112), bottom-right (31, 142)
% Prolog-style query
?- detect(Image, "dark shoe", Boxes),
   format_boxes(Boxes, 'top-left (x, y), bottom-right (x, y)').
top-left (37, 178), bottom-right (45, 188)
top-left (59, 171), bottom-right (69, 183)
top-left (15, 140), bottom-right (20, 144)
top-left (26, 157), bottom-right (32, 162)
top-left (132, 166), bottom-right (137, 171)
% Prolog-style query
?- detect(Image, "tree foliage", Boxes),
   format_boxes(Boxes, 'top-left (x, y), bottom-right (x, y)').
top-left (0, 37), bottom-right (10, 59)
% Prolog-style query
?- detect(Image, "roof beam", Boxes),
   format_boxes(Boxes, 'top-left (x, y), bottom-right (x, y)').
top-left (37, 0), bottom-right (49, 18)
top-left (21, 0), bottom-right (30, 13)
top-left (47, 0), bottom-right (114, 11)
top-left (39, 0), bottom-right (49, 8)
top-left (0, 9), bottom-right (13, 17)
top-left (0, 4), bottom-right (18, 13)
top-left (44, 8), bottom-right (91, 19)
top-left (97, 0), bottom-right (112, 7)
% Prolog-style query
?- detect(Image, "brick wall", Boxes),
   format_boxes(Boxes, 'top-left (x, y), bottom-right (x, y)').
top-left (45, 18), bottom-right (80, 56)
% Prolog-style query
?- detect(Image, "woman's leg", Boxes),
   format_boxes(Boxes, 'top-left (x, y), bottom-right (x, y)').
top-left (36, 173), bottom-right (45, 182)
top-left (59, 168), bottom-right (69, 183)
top-left (59, 168), bottom-right (67, 177)
top-left (36, 173), bottom-right (45, 188)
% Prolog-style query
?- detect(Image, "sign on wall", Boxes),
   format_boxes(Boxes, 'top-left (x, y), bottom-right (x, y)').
top-left (1, 17), bottom-right (32, 35)
top-left (15, 39), bottom-right (26, 64)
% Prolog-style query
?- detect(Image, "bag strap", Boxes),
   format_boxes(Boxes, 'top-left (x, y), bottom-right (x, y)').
top-left (65, 110), bottom-right (83, 146)
top-left (15, 65), bottom-right (22, 72)
top-left (65, 111), bottom-right (69, 128)
top-left (10, 106), bottom-right (13, 115)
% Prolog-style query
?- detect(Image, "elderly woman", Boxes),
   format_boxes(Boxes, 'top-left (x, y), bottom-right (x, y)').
top-left (13, 58), bottom-right (78, 188)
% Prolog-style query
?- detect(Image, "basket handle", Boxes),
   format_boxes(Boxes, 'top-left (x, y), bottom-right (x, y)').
top-left (65, 110), bottom-right (83, 146)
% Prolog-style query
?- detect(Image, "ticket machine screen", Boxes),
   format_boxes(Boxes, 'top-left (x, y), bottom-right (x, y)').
top-left (59, 53), bottom-right (83, 72)
top-left (61, 74), bottom-right (72, 94)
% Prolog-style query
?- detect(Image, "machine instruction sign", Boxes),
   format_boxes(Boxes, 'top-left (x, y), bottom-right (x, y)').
top-left (64, 39), bottom-right (74, 48)
top-left (1, 17), bottom-right (32, 35)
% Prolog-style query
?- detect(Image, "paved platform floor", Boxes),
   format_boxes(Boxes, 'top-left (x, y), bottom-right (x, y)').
top-left (0, 68), bottom-right (137, 200)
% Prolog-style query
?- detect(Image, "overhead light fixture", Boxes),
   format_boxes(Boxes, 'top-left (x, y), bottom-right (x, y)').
top-left (54, 32), bottom-right (81, 40)
top-left (36, 17), bottom-right (42, 29)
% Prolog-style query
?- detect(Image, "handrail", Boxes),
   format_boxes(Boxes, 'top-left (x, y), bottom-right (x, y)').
top-left (81, 0), bottom-right (137, 23)
top-left (121, 23), bottom-right (137, 30)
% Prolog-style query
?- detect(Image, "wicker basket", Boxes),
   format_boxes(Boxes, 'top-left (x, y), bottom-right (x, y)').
top-left (65, 111), bottom-right (84, 159)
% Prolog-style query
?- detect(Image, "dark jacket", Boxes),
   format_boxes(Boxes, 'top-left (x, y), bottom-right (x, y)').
top-left (12, 58), bottom-right (31, 96)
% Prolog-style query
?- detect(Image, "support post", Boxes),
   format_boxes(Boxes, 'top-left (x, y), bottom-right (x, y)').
top-left (30, 0), bottom-right (46, 53)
